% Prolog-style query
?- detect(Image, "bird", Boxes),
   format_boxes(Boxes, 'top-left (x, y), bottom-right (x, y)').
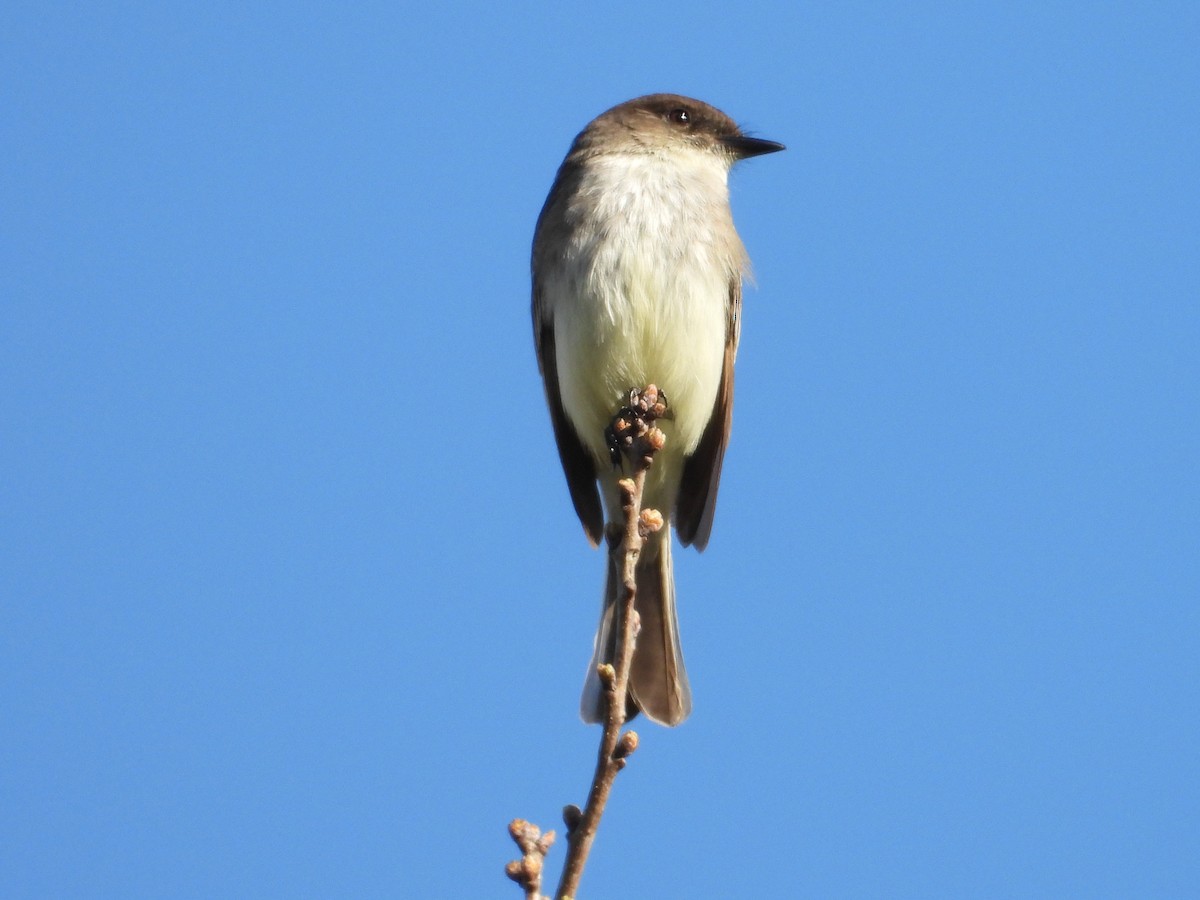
top-left (532, 94), bottom-right (783, 725)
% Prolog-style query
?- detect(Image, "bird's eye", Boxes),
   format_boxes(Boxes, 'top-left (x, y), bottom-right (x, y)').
top-left (668, 108), bottom-right (690, 124)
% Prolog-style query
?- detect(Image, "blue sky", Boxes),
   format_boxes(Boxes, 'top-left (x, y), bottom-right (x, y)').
top-left (3, 2), bottom-right (1197, 897)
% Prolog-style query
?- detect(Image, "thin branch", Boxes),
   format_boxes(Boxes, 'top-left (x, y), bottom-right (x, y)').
top-left (506, 385), bottom-right (667, 900)
top-left (555, 385), bottom-right (667, 900)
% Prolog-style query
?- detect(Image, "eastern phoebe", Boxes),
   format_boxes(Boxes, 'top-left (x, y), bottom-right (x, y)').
top-left (532, 94), bottom-right (783, 726)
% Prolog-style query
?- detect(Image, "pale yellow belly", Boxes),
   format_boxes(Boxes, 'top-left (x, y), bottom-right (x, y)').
top-left (553, 264), bottom-right (727, 515)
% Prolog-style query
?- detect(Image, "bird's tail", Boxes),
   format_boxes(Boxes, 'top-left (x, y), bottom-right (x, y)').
top-left (580, 528), bottom-right (692, 726)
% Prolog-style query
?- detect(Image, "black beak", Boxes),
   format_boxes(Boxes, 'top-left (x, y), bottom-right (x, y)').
top-left (722, 135), bottom-right (786, 159)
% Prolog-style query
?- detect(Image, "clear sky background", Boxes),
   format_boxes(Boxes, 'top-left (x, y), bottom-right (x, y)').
top-left (3, 3), bottom-right (1197, 897)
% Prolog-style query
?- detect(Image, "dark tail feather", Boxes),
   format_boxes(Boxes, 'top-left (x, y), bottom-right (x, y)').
top-left (580, 530), bottom-right (692, 726)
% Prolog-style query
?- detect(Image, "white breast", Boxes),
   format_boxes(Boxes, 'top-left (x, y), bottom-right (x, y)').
top-left (547, 147), bottom-right (745, 489)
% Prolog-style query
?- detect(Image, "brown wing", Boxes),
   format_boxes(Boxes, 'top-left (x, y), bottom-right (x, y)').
top-left (532, 155), bottom-right (604, 545)
top-left (533, 286), bottom-right (604, 547)
top-left (675, 277), bottom-right (740, 550)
